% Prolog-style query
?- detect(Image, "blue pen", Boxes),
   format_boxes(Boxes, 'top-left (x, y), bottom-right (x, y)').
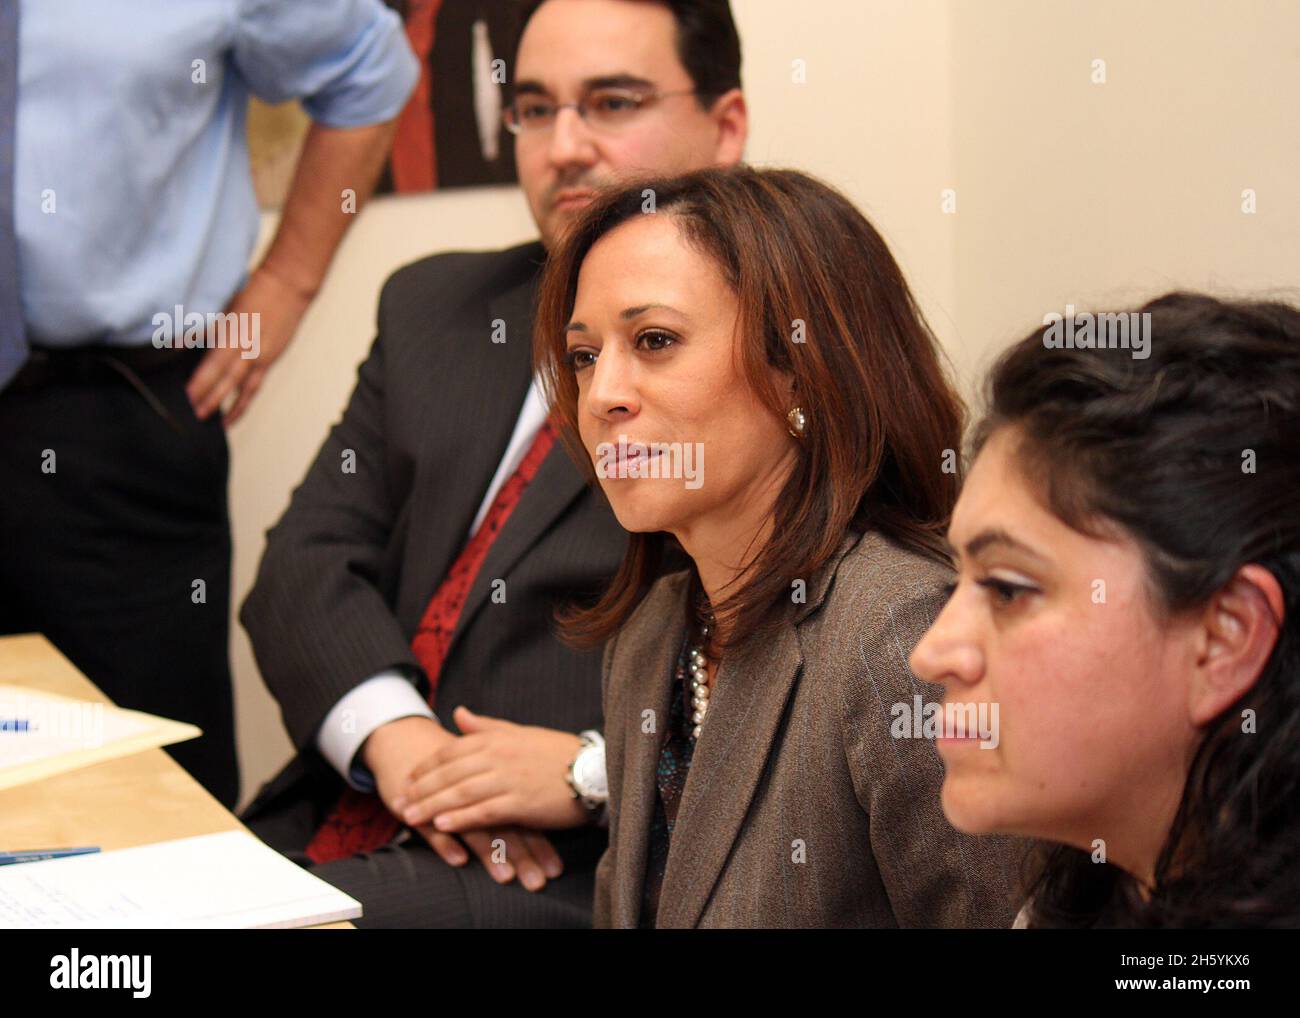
top-left (0, 847), bottom-right (101, 866)
top-left (0, 719), bottom-right (31, 732)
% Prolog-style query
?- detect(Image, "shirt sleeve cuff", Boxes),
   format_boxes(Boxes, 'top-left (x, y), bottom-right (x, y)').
top-left (316, 670), bottom-right (436, 792)
top-left (299, 11), bottom-right (419, 127)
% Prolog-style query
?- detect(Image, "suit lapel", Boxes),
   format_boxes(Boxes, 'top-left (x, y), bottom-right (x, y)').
top-left (654, 530), bottom-right (865, 927)
top-left (440, 266), bottom-right (595, 659)
top-left (398, 261), bottom-right (540, 633)
top-left (447, 436), bottom-right (589, 656)
top-left (610, 571), bottom-right (689, 928)
top-left (654, 619), bottom-right (804, 928)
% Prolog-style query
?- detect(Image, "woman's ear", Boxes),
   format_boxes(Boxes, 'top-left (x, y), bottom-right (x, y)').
top-left (778, 366), bottom-right (797, 402)
top-left (1188, 564), bottom-right (1285, 726)
top-left (760, 363), bottom-right (797, 407)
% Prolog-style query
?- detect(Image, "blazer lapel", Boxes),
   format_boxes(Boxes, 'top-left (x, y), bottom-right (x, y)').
top-left (610, 570), bottom-right (690, 928)
top-left (654, 530), bottom-right (865, 927)
top-left (654, 619), bottom-right (803, 928)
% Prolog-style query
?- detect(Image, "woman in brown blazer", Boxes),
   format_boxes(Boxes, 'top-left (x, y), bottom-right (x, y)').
top-left (534, 166), bottom-right (1025, 928)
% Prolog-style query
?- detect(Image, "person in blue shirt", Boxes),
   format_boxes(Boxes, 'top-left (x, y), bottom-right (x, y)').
top-left (0, 0), bottom-right (418, 809)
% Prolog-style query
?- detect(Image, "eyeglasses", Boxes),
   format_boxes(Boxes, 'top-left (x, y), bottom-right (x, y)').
top-left (503, 87), bottom-right (700, 135)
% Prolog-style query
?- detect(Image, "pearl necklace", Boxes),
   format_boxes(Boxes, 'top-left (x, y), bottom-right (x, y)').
top-left (685, 596), bottom-right (716, 741)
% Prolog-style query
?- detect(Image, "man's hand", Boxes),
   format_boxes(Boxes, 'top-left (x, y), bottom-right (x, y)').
top-left (362, 715), bottom-right (453, 813)
top-left (397, 706), bottom-right (590, 833)
top-left (445, 827), bottom-right (564, 892)
top-left (186, 265), bottom-right (313, 425)
top-left (361, 715), bottom-right (563, 891)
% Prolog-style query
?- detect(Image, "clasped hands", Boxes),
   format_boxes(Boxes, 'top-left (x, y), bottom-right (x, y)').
top-left (361, 709), bottom-right (590, 893)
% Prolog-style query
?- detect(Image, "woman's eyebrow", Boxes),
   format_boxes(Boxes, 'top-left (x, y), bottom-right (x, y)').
top-left (964, 527), bottom-right (1049, 563)
top-left (566, 304), bottom-right (690, 334)
top-left (620, 303), bottom-right (684, 320)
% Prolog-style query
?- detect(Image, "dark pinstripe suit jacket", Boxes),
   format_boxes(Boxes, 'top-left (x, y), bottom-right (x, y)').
top-left (595, 528), bottom-right (1029, 928)
top-left (240, 240), bottom-right (629, 926)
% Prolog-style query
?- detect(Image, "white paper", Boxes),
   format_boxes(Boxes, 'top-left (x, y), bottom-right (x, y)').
top-left (0, 831), bottom-right (362, 929)
top-left (0, 684), bottom-right (201, 791)
top-left (0, 685), bottom-right (151, 767)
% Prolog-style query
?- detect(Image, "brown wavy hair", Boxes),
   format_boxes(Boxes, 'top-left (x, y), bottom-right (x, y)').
top-left (533, 165), bottom-right (964, 649)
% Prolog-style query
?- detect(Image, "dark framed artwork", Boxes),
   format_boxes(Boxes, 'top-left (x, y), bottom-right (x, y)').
top-left (250, 0), bottom-right (522, 208)
top-left (383, 0), bottom-right (522, 191)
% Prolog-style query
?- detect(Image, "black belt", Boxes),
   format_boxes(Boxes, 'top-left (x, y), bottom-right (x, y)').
top-left (5, 344), bottom-right (194, 432)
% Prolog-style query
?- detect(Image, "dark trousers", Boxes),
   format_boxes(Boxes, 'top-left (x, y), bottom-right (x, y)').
top-left (0, 348), bottom-right (239, 809)
top-left (242, 758), bottom-right (599, 928)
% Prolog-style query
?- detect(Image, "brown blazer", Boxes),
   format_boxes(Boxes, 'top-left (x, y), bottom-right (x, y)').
top-left (594, 527), bottom-right (1028, 928)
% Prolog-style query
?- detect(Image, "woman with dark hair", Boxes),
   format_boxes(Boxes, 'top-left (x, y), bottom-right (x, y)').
top-left (910, 292), bottom-right (1300, 928)
top-left (533, 165), bottom-right (1024, 927)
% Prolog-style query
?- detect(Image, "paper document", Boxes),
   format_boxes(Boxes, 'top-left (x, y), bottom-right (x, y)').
top-left (0, 684), bottom-right (200, 791)
top-left (0, 830), bottom-right (362, 928)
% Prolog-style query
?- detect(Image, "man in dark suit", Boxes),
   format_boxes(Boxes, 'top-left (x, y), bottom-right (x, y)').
top-left (240, 0), bottom-right (748, 927)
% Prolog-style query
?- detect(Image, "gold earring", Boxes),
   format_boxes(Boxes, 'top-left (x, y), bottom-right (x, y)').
top-left (786, 406), bottom-right (807, 439)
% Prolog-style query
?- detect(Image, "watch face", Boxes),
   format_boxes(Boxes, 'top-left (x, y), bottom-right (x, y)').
top-left (574, 748), bottom-right (608, 799)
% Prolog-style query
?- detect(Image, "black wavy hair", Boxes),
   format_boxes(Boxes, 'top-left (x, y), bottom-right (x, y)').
top-left (974, 292), bottom-right (1300, 927)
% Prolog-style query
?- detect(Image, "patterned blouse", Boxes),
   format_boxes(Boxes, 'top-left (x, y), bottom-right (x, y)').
top-left (639, 632), bottom-right (697, 928)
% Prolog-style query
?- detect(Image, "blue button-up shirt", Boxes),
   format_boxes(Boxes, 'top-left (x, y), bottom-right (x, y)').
top-left (15, 0), bottom-right (417, 346)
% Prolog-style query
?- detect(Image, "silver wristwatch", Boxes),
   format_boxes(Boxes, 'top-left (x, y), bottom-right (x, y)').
top-left (566, 729), bottom-right (608, 820)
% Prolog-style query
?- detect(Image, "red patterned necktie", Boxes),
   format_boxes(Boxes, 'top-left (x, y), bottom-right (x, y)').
top-left (305, 418), bottom-right (558, 864)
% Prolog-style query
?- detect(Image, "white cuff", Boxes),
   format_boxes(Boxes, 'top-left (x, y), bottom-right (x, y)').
top-left (316, 670), bottom-right (436, 792)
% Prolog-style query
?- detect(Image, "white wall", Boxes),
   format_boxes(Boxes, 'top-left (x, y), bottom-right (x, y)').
top-left (950, 0), bottom-right (1300, 393)
top-left (229, 0), bottom-right (1300, 808)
